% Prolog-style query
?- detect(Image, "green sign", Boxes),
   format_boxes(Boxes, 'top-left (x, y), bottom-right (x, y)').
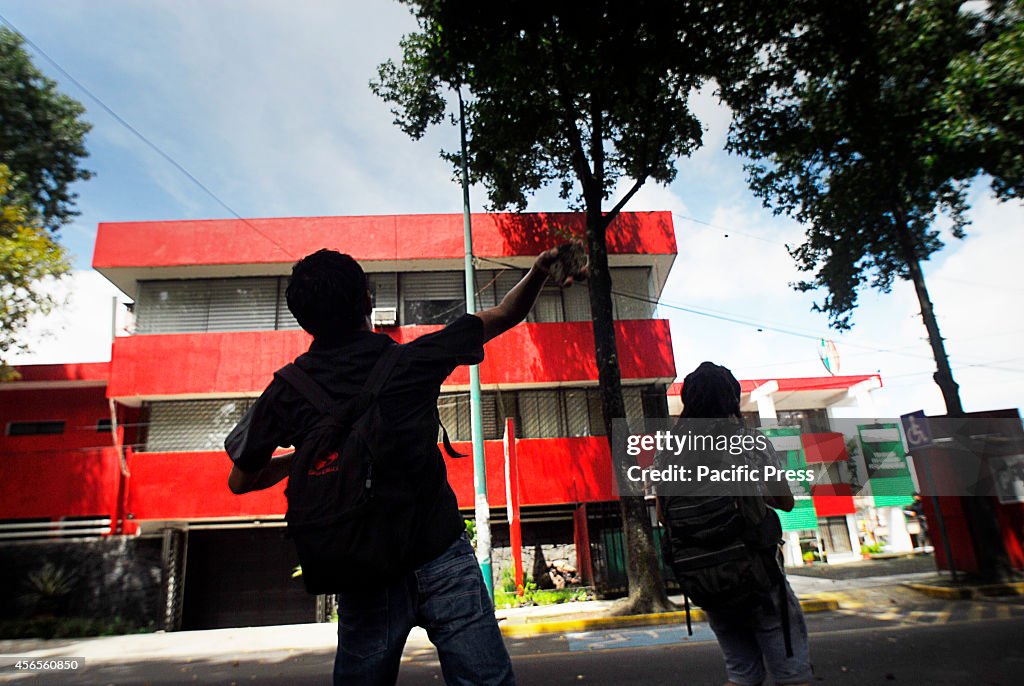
top-left (858, 423), bottom-right (915, 507)
top-left (760, 426), bottom-right (818, 531)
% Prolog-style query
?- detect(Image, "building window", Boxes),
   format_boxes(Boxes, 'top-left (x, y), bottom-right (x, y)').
top-left (7, 421), bottom-right (66, 436)
top-left (519, 391), bottom-right (566, 438)
top-left (133, 267), bottom-right (655, 333)
top-left (611, 267), bottom-right (655, 319)
top-left (399, 272), bottom-right (466, 325)
top-left (137, 277), bottom-right (280, 334)
top-left (776, 409), bottom-right (831, 435)
top-left (142, 399), bottom-right (254, 452)
top-left (818, 516), bottom-right (853, 555)
top-left (741, 411), bottom-right (761, 428)
top-left (139, 386), bottom-right (652, 451)
top-left (437, 392), bottom-right (507, 442)
top-left (439, 386), bottom-right (646, 440)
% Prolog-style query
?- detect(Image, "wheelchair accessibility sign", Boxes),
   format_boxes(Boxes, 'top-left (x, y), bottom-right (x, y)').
top-left (900, 410), bottom-right (933, 450)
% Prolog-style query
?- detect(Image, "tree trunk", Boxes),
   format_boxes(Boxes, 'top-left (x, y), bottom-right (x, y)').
top-left (895, 222), bottom-right (1012, 582)
top-left (894, 225), bottom-right (963, 416)
top-left (584, 204), bottom-right (673, 614)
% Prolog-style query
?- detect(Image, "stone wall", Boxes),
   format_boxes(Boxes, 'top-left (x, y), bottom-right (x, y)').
top-left (492, 543), bottom-right (578, 590)
top-left (0, 536), bottom-right (163, 628)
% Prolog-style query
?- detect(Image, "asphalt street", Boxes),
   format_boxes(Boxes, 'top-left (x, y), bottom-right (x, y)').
top-left (4, 591), bottom-right (1022, 686)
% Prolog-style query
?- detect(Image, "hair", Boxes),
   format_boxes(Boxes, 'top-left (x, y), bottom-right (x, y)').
top-left (285, 249), bottom-right (369, 339)
top-left (679, 361), bottom-right (742, 419)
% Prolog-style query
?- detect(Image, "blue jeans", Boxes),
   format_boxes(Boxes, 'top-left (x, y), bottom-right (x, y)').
top-left (333, 533), bottom-right (515, 685)
top-left (704, 579), bottom-right (812, 685)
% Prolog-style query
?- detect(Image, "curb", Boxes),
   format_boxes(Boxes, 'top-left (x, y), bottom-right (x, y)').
top-left (903, 580), bottom-right (1024, 601)
top-left (499, 596), bottom-right (839, 639)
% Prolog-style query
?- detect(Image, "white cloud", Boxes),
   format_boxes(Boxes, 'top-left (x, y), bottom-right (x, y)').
top-left (8, 271), bottom-right (129, 366)
top-left (5, 2), bottom-right (1019, 419)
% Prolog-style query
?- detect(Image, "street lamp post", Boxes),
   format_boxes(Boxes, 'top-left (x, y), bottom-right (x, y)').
top-left (457, 87), bottom-right (493, 599)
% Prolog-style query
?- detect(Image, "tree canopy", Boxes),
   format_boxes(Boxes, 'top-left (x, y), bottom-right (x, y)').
top-left (373, 1), bottom-right (779, 217)
top-left (0, 27), bottom-right (92, 232)
top-left (0, 163), bottom-right (70, 379)
top-left (934, 0), bottom-right (1023, 201)
top-left (722, 0), bottom-right (1020, 331)
top-left (373, 0), bottom-right (788, 613)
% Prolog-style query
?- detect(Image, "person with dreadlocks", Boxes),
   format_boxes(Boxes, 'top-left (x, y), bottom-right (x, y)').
top-left (656, 362), bottom-right (812, 686)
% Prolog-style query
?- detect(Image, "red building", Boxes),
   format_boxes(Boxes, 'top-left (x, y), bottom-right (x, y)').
top-left (1, 211), bottom-right (676, 629)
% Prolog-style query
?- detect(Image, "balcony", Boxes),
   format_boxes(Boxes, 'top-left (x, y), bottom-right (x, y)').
top-left (0, 448), bottom-right (122, 523)
top-left (123, 435), bottom-right (618, 522)
top-left (108, 319), bottom-right (676, 400)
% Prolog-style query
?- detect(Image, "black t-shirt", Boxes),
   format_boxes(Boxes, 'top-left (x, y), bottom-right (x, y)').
top-left (225, 313), bottom-right (485, 568)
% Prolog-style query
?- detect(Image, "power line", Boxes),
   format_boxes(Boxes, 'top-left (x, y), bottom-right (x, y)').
top-left (0, 12), bottom-right (292, 259)
top-left (474, 254), bottom-right (1024, 376)
top-left (671, 211), bottom-right (1024, 295)
top-left (671, 212), bottom-right (787, 246)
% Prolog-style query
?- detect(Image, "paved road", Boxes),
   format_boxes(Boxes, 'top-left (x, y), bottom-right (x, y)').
top-left (3, 592), bottom-right (1022, 685)
top-left (787, 553), bottom-right (937, 580)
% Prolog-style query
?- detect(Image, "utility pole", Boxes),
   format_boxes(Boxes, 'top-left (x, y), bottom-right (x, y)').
top-left (458, 87), bottom-right (493, 598)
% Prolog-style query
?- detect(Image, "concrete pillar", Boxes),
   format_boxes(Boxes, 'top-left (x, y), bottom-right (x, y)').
top-left (886, 506), bottom-right (914, 553)
top-left (846, 514), bottom-right (861, 558)
top-left (847, 377), bottom-right (882, 419)
top-left (783, 530), bottom-right (803, 567)
top-left (750, 380), bottom-right (779, 426)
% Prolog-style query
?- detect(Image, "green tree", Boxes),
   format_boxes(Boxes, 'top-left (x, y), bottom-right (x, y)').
top-left (722, 0), bottom-right (1022, 417)
top-left (373, 0), bottom-right (780, 613)
top-left (0, 27), bottom-right (92, 231)
top-left (0, 163), bottom-right (70, 379)
top-left (934, 0), bottom-right (1023, 201)
top-left (721, 0), bottom-right (1020, 580)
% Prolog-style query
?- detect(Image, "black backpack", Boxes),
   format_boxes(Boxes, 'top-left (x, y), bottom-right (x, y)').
top-left (660, 475), bottom-right (793, 655)
top-left (274, 344), bottom-right (406, 595)
top-left (662, 493), bottom-right (782, 608)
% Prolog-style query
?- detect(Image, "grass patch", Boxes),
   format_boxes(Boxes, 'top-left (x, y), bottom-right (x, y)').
top-left (494, 586), bottom-right (593, 609)
top-left (0, 616), bottom-right (154, 640)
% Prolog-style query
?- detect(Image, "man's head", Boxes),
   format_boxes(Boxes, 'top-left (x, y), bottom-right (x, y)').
top-left (286, 249), bottom-right (371, 339)
top-left (680, 361), bottom-right (742, 419)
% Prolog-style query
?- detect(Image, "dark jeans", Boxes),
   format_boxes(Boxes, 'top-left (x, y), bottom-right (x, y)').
top-left (333, 533), bottom-right (515, 685)
top-left (704, 579), bottom-right (812, 685)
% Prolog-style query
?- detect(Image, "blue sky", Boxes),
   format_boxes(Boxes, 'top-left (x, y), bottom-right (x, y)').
top-left (5, 0), bottom-right (1023, 418)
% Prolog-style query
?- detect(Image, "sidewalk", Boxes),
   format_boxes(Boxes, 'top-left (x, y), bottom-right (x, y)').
top-left (0, 572), bottom-right (934, 668)
top-left (495, 571), bottom-right (936, 637)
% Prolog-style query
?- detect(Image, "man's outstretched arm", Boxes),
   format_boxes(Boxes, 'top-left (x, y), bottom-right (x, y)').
top-left (228, 452), bottom-right (295, 494)
top-left (476, 243), bottom-right (583, 342)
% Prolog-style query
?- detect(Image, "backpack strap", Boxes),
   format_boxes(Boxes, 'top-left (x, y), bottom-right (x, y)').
top-left (363, 344), bottom-right (403, 397)
top-left (780, 581), bottom-right (793, 657)
top-left (275, 364), bottom-right (335, 415)
top-left (274, 343), bottom-right (404, 417)
top-left (683, 593), bottom-right (693, 637)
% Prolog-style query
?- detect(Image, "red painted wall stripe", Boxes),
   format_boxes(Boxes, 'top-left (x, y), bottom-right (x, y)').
top-left (124, 436), bottom-right (616, 521)
top-left (668, 374), bottom-right (883, 397)
top-left (94, 212), bottom-right (676, 269)
top-left (107, 320), bottom-right (676, 399)
top-left (0, 449), bottom-right (121, 519)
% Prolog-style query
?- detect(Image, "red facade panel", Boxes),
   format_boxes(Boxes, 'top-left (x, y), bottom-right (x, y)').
top-left (0, 386), bottom-right (113, 455)
top-left (124, 437), bottom-right (617, 521)
top-left (0, 385), bottom-right (122, 521)
top-left (126, 450), bottom-right (288, 520)
top-left (107, 320), bottom-right (676, 399)
top-left (800, 432), bottom-right (848, 463)
top-left (0, 449), bottom-right (122, 520)
top-left (94, 212), bottom-right (676, 269)
top-left (667, 374), bottom-right (883, 398)
top-left (7, 362), bottom-right (109, 384)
